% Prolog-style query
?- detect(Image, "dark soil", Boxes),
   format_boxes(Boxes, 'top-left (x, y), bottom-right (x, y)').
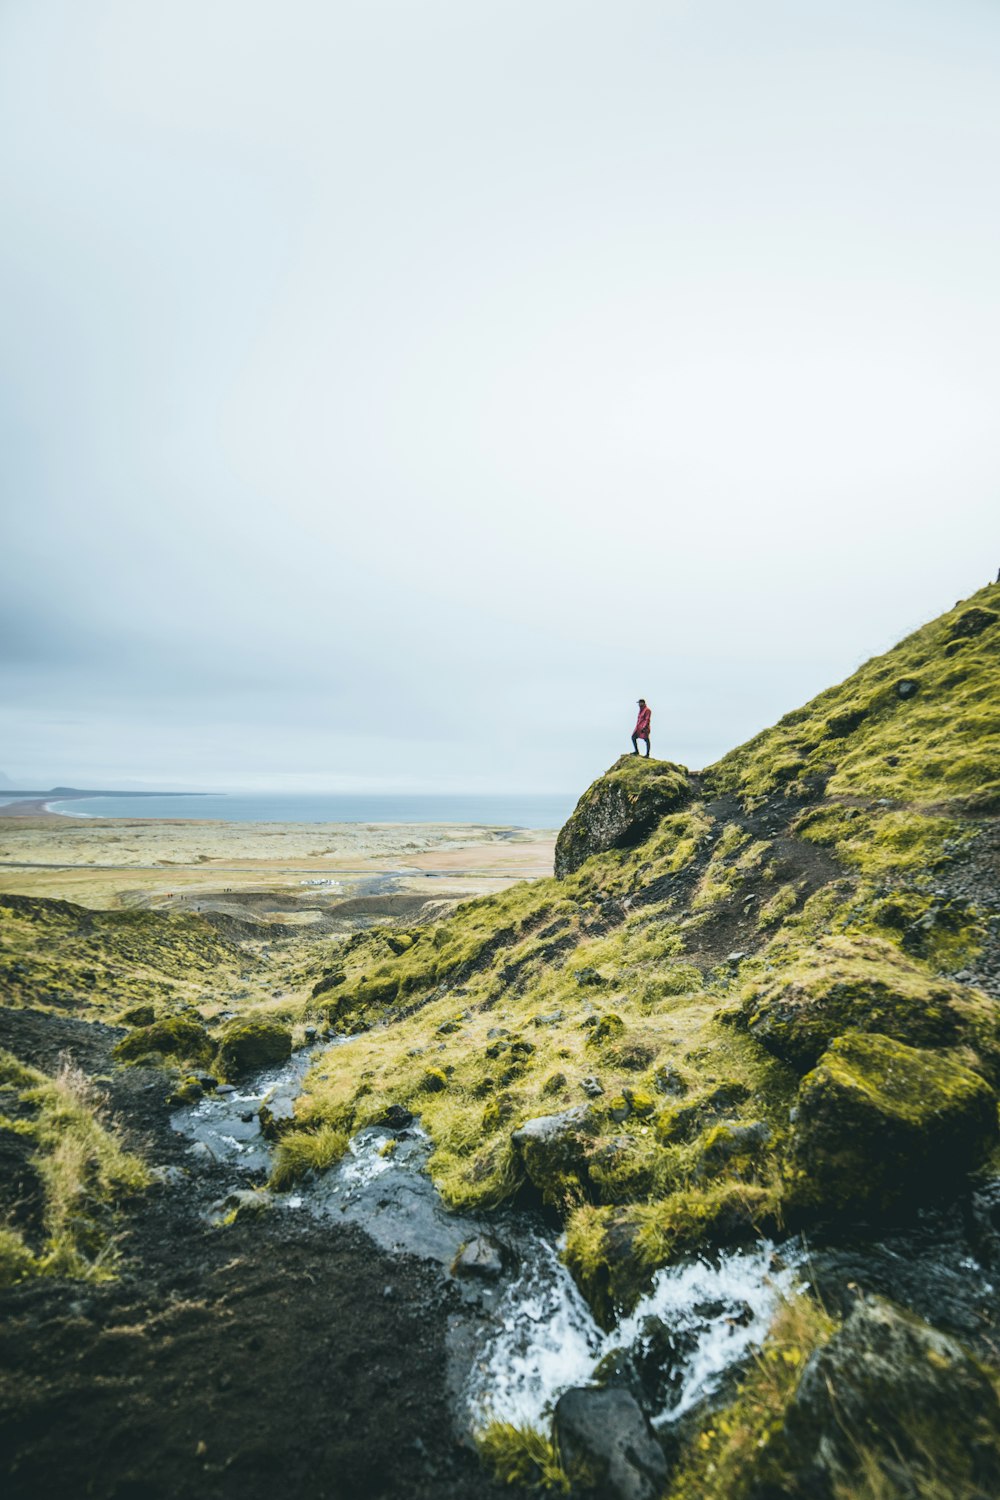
top-left (0, 1010), bottom-right (508, 1500)
top-left (634, 784), bottom-right (846, 971)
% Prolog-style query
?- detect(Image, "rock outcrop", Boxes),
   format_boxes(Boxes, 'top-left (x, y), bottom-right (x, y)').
top-left (511, 1106), bottom-right (594, 1206)
top-left (789, 1030), bottom-right (998, 1216)
top-left (774, 1295), bottom-right (1000, 1498)
top-left (734, 933), bottom-right (1000, 1074)
top-left (554, 756), bottom-right (693, 877)
top-left (215, 1017), bottom-right (292, 1078)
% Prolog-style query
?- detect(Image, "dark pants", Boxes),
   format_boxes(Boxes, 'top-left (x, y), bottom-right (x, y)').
top-left (631, 735), bottom-right (649, 757)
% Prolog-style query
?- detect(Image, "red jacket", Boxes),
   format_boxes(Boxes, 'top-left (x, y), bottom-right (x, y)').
top-left (634, 705), bottom-right (651, 736)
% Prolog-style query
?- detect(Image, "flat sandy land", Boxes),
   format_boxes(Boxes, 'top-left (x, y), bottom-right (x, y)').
top-left (0, 807), bottom-right (556, 912)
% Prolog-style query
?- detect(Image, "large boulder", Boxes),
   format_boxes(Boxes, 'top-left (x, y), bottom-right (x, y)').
top-left (113, 1015), bottom-right (213, 1066)
top-left (554, 757), bottom-right (693, 877)
top-left (554, 1386), bottom-right (668, 1500)
top-left (788, 1030), bottom-right (997, 1218)
top-left (511, 1106), bottom-right (594, 1207)
top-left (772, 1295), bottom-right (1000, 1498)
top-left (215, 1017), bottom-right (293, 1079)
top-left (733, 935), bottom-right (998, 1074)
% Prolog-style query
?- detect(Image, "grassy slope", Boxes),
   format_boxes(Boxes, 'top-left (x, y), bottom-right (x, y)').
top-left (0, 893), bottom-right (313, 1035)
top-left (0, 1051), bottom-right (149, 1286)
top-left (279, 582), bottom-right (1000, 1490)
top-left (289, 584), bottom-right (998, 1211)
top-left (710, 583), bottom-right (1000, 810)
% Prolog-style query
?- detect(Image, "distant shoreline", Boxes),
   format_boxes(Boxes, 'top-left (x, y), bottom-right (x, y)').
top-left (1, 788), bottom-right (575, 830)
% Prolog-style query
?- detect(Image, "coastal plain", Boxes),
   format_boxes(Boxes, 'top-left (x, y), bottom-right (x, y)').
top-left (0, 806), bottom-right (556, 913)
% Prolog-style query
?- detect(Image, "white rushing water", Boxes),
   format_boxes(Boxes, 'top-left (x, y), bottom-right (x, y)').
top-left (172, 1042), bottom-right (804, 1437)
top-left (466, 1236), bottom-right (803, 1431)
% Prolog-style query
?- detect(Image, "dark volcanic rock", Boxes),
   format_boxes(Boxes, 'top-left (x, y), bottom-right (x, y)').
top-left (772, 1295), bottom-right (1000, 1499)
top-left (554, 1385), bottom-right (668, 1500)
top-left (451, 1235), bottom-right (503, 1279)
top-left (554, 757), bottom-right (693, 877)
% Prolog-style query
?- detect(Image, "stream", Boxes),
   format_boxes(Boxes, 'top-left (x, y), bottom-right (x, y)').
top-left (170, 1039), bottom-right (1000, 1445)
top-left (171, 1041), bottom-right (806, 1441)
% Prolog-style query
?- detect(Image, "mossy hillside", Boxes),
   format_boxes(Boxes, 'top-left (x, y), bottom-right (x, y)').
top-left (0, 1050), bottom-right (149, 1286)
top-left (286, 588), bottom-right (999, 1329)
top-left (729, 933), bottom-right (1000, 1076)
top-left (295, 909), bottom-right (793, 1215)
top-left (709, 581), bottom-right (1000, 810)
top-left (307, 877), bottom-right (582, 1031)
top-left (792, 802), bottom-right (975, 883)
top-left (0, 891), bottom-right (275, 1024)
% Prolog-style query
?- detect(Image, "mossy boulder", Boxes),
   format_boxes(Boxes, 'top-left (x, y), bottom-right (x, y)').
top-left (555, 756), bottom-right (693, 877)
top-left (788, 1031), bottom-right (998, 1218)
top-left (655, 1080), bottom-right (750, 1145)
top-left (511, 1106), bottom-right (594, 1208)
top-left (771, 1295), bottom-right (1000, 1499)
top-left (215, 1017), bottom-right (292, 1079)
top-left (113, 1016), bottom-right (213, 1066)
top-left (694, 1120), bottom-right (771, 1181)
top-left (734, 935), bottom-right (997, 1074)
top-left (118, 1004), bottom-right (155, 1028)
top-left (169, 1075), bottom-right (205, 1105)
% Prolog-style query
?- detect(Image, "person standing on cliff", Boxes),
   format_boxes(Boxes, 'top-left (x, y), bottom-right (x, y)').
top-left (631, 699), bottom-right (651, 757)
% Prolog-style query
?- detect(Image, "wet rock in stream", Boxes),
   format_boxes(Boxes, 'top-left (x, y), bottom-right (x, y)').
top-left (554, 1385), bottom-right (668, 1500)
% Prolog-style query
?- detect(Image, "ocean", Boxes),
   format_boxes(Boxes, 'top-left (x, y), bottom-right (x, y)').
top-left (36, 792), bottom-right (576, 828)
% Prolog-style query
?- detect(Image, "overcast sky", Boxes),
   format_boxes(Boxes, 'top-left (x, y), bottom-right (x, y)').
top-left (1, 0), bottom-right (998, 794)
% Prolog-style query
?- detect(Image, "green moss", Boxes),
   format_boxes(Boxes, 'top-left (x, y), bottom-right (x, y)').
top-left (757, 884), bottom-right (800, 929)
top-left (0, 892), bottom-right (263, 1024)
top-left (732, 934), bottom-right (1000, 1076)
top-left (0, 1050), bottom-right (149, 1283)
top-left (794, 803), bottom-right (972, 882)
top-left (113, 1015), bottom-right (214, 1067)
top-left (169, 1075), bottom-right (205, 1105)
top-left (476, 1421), bottom-right (569, 1493)
top-left (215, 1017), bottom-right (292, 1078)
top-left (665, 1298), bottom-right (837, 1500)
top-left (118, 1003), bottom-right (155, 1027)
top-left (563, 1178), bottom-right (780, 1325)
top-left (787, 1031), bottom-right (998, 1218)
top-left (691, 826), bottom-right (771, 912)
top-left (268, 1123), bottom-right (350, 1190)
top-left (0, 1226), bottom-right (39, 1288)
top-left (709, 581), bottom-right (1000, 810)
top-left (655, 1080), bottom-right (752, 1144)
top-left (586, 1013), bottom-right (625, 1048)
